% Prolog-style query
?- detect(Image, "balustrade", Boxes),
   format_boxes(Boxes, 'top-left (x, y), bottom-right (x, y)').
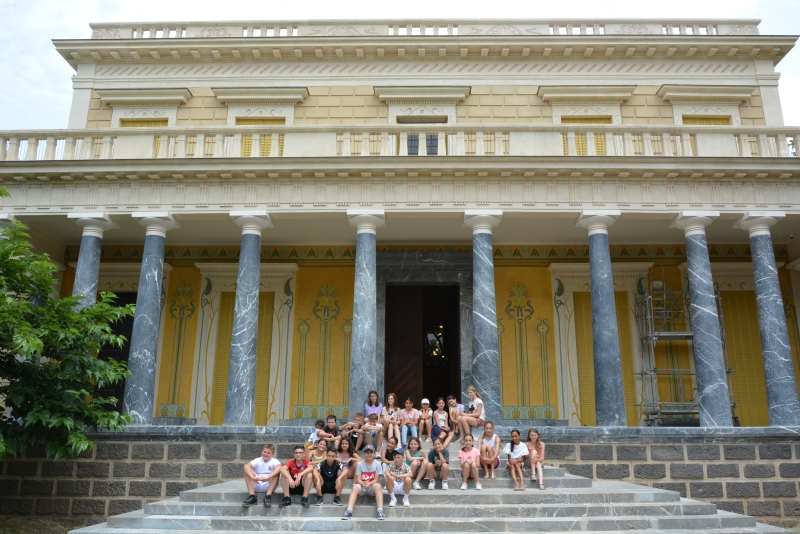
top-left (0, 125), bottom-right (795, 162)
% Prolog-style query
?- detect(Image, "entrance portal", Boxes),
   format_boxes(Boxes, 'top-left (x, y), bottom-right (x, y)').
top-left (384, 286), bottom-right (461, 403)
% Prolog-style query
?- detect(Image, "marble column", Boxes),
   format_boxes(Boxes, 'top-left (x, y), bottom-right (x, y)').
top-left (123, 213), bottom-right (178, 425)
top-left (672, 212), bottom-right (733, 427)
top-left (347, 209), bottom-right (385, 420)
top-left (735, 212), bottom-right (800, 426)
top-left (224, 211), bottom-right (272, 425)
top-left (576, 211), bottom-right (627, 426)
top-left (67, 213), bottom-right (114, 309)
top-left (464, 210), bottom-right (502, 423)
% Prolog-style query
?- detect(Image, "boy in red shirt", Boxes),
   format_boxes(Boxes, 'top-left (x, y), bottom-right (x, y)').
top-left (283, 444), bottom-right (316, 507)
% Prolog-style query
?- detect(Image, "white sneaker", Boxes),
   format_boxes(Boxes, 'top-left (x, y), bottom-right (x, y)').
top-left (460, 482), bottom-right (467, 490)
top-left (428, 480), bottom-right (435, 490)
top-left (442, 480), bottom-right (449, 490)
top-left (389, 495), bottom-right (397, 507)
top-left (412, 481), bottom-right (422, 491)
top-left (403, 495), bottom-right (410, 507)
top-left (476, 482), bottom-right (483, 491)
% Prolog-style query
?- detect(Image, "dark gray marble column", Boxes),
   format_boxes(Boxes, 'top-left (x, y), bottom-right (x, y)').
top-left (224, 212), bottom-right (273, 425)
top-left (67, 213), bottom-right (114, 309)
top-left (347, 210), bottom-right (385, 420)
top-left (673, 212), bottom-right (733, 427)
top-left (123, 213), bottom-right (178, 425)
top-left (577, 211), bottom-right (627, 426)
top-left (736, 212), bottom-right (800, 426)
top-left (464, 210), bottom-right (502, 423)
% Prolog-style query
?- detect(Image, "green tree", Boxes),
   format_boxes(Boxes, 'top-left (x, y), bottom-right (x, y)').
top-left (0, 195), bottom-right (134, 460)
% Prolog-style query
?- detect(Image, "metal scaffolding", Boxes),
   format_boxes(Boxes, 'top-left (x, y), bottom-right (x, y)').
top-left (634, 264), bottom-right (738, 426)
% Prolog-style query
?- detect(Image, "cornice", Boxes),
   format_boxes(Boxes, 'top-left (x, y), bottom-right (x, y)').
top-left (374, 86), bottom-right (470, 105)
top-left (96, 88), bottom-right (192, 107)
top-left (211, 87), bottom-right (309, 105)
top-left (538, 85), bottom-right (635, 105)
top-left (657, 84), bottom-right (757, 105)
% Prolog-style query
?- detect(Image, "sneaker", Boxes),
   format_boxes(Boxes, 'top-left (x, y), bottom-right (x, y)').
top-left (279, 496), bottom-right (292, 507)
top-left (301, 496), bottom-right (309, 508)
top-left (403, 495), bottom-right (410, 507)
top-left (428, 480), bottom-right (435, 490)
top-left (315, 495), bottom-right (324, 506)
top-left (412, 481), bottom-right (422, 491)
top-left (460, 482), bottom-right (467, 490)
top-left (333, 496), bottom-right (343, 506)
top-left (377, 509), bottom-right (386, 520)
top-left (262, 495), bottom-right (271, 507)
top-left (242, 494), bottom-right (258, 507)
top-left (342, 509), bottom-right (353, 520)
top-left (476, 482), bottom-right (483, 491)
top-left (442, 480), bottom-right (449, 490)
top-left (389, 495), bottom-right (397, 507)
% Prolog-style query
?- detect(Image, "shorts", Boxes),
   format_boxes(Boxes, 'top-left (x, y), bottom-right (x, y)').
top-left (481, 456), bottom-right (501, 468)
top-left (366, 430), bottom-right (379, 443)
top-left (289, 485), bottom-right (306, 496)
top-left (321, 480), bottom-right (337, 494)
top-left (433, 466), bottom-right (445, 480)
top-left (431, 426), bottom-right (449, 439)
top-left (390, 483), bottom-right (407, 496)
top-left (476, 419), bottom-right (485, 426)
top-left (356, 483), bottom-right (381, 496)
top-left (254, 481), bottom-right (271, 493)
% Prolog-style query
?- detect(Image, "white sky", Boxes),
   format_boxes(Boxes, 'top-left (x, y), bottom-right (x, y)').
top-left (0, 0), bottom-right (798, 130)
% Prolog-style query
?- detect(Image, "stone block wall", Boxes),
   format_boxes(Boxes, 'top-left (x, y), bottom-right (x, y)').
top-left (550, 442), bottom-right (800, 529)
top-left (2, 439), bottom-right (799, 528)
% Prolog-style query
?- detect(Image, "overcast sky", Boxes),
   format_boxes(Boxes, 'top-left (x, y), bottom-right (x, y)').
top-left (1, 0), bottom-right (798, 130)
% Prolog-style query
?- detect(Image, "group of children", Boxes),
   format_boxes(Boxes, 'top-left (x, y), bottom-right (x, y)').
top-left (241, 386), bottom-right (547, 520)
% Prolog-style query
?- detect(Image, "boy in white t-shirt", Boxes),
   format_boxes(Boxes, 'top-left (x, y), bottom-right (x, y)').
top-left (341, 445), bottom-right (386, 521)
top-left (242, 443), bottom-right (289, 507)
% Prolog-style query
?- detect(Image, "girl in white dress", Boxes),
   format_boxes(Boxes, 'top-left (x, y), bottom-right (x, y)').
top-left (502, 429), bottom-right (529, 490)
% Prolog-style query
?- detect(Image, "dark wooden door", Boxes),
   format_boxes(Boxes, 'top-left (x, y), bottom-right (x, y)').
top-left (97, 291), bottom-right (137, 410)
top-left (385, 286), bottom-right (424, 402)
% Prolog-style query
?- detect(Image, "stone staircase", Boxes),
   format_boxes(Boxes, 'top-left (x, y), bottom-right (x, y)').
top-left (70, 446), bottom-right (793, 534)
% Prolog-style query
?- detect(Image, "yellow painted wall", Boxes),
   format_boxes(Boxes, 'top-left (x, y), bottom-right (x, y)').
top-left (290, 267), bottom-right (355, 413)
top-left (494, 267), bottom-right (557, 410)
top-left (210, 292), bottom-right (275, 425)
top-left (156, 267), bottom-right (202, 418)
top-left (573, 291), bottom-right (637, 426)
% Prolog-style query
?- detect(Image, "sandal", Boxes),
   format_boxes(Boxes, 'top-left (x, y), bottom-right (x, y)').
top-left (491, 472), bottom-right (496, 480)
top-left (530, 474), bottom-right (536, 481)
top-left (425, 438), bottom-right (432, 442)
top-left (539, 484), bottom-right (545, 491)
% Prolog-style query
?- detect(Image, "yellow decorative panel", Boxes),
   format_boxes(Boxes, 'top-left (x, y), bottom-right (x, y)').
top-left (236, 118), bottom-right (286, 125)
top-left (120, 119), bottom-right (169, 127)
top-left (210, 293), bottom-right (235, 425)
top-left (156, 267), bottom-right (202, 419)
top-left (573, 291), bottom-right (636, 426)
top-left (210, 292), bottom-right (275, 425)
top-left (574, 292), bottom-right (596, 426)
top-left (290, 268), bottom-right (355, 413)
top-left (494, 268), bottom-right (557, 413)
top-left (777, 267), bottom-right (800, 393)
top-left (560, 117), bottom-right (613, 124)
top-left (682, 116), bottom-right (731, 125)
top-left (242, 135), bottom-right (253, 157)
top-left (721, 291), bottom-right (769, 426)
top-left (255, 293), bottom-right (275, 425)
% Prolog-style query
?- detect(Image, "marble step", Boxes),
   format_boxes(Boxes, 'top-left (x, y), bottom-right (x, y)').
top-left (67, 528), bottom-right (796, 534)
top-left (145, 498), bottom-right (717, 518)
top-left (104, 512), bottom-right (758, 531)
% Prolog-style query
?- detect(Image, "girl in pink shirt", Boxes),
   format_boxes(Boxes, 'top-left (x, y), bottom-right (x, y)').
top-left (458, 434), bottom-right (481, 490)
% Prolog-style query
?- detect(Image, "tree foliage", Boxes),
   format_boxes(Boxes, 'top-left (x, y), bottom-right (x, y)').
top-left (0, 213), bottom-right (135, 460)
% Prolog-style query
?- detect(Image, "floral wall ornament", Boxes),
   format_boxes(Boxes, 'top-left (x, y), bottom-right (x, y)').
top-left (199, 27), bottom-right (230, 37)
top-left (92, 29), bottom-right (122, 39)
top-left (486, 25), bottom-right (524, 35)
top-left (616, 24), bottom-right (654, 34)
top-left (313, 283), bottom-right (340, 403)
top-left (506, 282), bottom-right (535, 405)
top-left (326, 26), bottom-right (361, 36)
top-left (727, 25), bottom-right (758, 35)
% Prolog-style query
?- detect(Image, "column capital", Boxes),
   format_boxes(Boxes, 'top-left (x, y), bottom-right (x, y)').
top-left (231, 210), bottom-right (273, 235)
top-left (734, 211), bottom-right (785, 237)
top-left (348, 209), bottom-right (385, 234)
top-left (464, 210), bottom-right (502, 234)
top-left (132, 212), bottom-right (179, 237)
top-left (576, 210), bottom-right (620, 235)
top-left (671, 211), bottom-right (719, 236)
top-left (67, 212), bottom-right (115, 238)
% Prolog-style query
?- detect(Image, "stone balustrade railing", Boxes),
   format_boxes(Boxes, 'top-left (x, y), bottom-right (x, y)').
top-left (0, 125), bottom-right (795, 162)
top-left (87, 19), bottom-right (760, 40)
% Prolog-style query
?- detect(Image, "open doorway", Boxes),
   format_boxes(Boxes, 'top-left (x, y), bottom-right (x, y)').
top-left (384, 285), bottom-right (461, 403)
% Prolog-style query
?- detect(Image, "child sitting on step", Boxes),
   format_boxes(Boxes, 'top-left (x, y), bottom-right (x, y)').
top-left (458, 434), bottom-right (482, 490)
top-left (503, 429), bottom-right (529, 491)
top-left (526, 427), bottom-right (546, 490)
top-left (341, 445), bottom-right (386, 521)
top-left (241, 443), bottom-right (289, 508)
top-left (418, 398), bottom-right (433, 442)
top-left (385, 448), bottom-right (413, 507)
top-left (479, 421), bottom-right (501, 481)
top-left (425, 437), bottom-right (450, 490)
top-left (405, 437), bottom-right (428, 490)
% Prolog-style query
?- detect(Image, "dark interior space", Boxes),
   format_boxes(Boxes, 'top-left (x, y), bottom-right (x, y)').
top-left (96, 291), bottom-right (137, 411)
